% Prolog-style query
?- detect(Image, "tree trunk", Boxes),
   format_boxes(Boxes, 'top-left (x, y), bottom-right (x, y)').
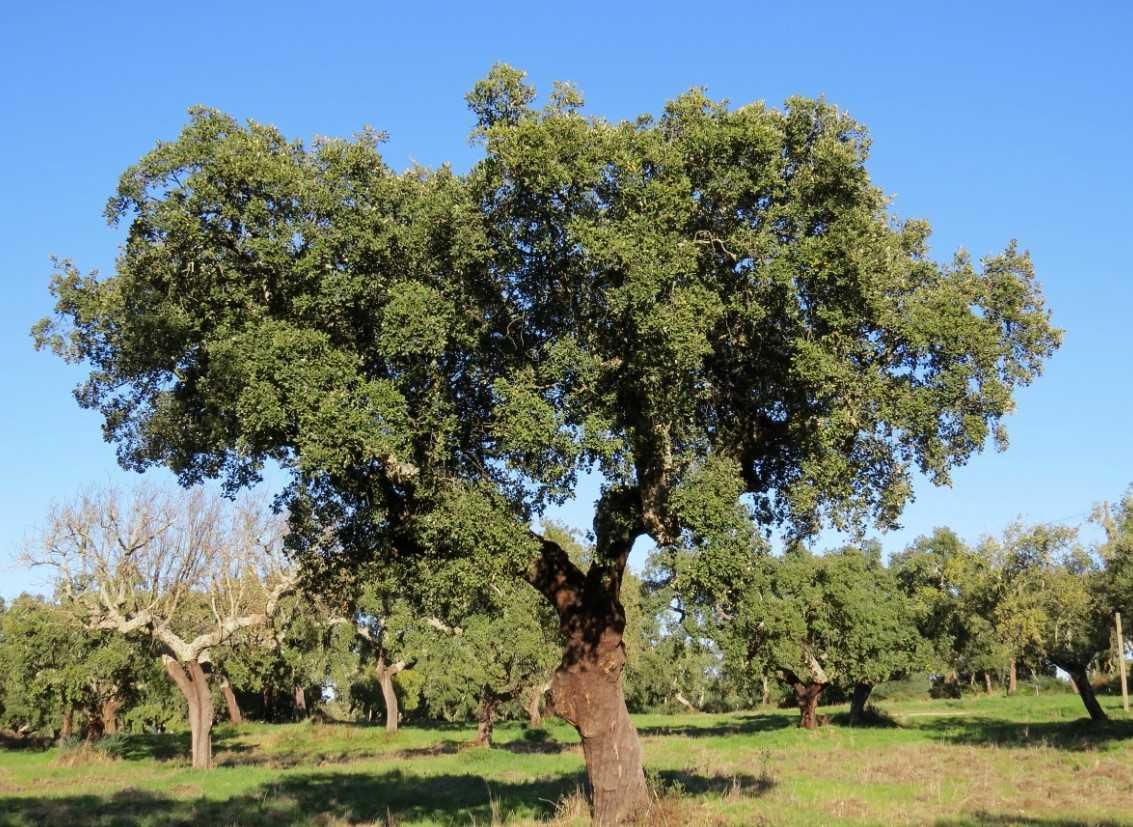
top-left (849, 681), bottom-right (873, 725)
top-left (673, 690), bottom-right (699, 712)
top-left (527, 680), bottom-right (550, 727)
top-left (60, 708), bottom-right (75, 740)
top-left (984, 670), bottom-right (993, 694)
top-left (85, 695), bottom-right (122, 740)
top-left (474, 694), bottom-right (500, 747)
top-left (551, 631), bottom-right (649, 825)
top-left (101, 697), bottom-right (121, 735)
top-left (1068, 666), bottom-right (1108, 722)
top-left (376, 657), bottom-right (404, 734)
top-left (528, 493), bottom-right (652, 824)
top-left (293, 685), bottom-right (307, 720)
top-left (1008, 658), bottom-right (1017, 694)
top-left (220, 677), bottom-right (242, 724)
top-left (791, 680), bottom-right (826, 729)
top-left (761, 676), bottom-right (771, 707)
top-left (163, 656), bottom-right (214, 769)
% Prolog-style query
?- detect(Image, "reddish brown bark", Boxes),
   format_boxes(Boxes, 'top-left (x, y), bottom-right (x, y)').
top-left (163, 657), bottom-right (214, 769)
top-left (220, 677), bottom-right (242, 724)
top-left (792, 681), bottom-right (826, 729)
top-left (474, 694), bottom-right (501, 747)
top-left (527, 490), bottom-right (652, 826)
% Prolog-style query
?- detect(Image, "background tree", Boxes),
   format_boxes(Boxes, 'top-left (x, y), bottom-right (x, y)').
top-left (1014, 525), bottom-right (1111, 721)
top-left (30, 486), bottom-right (297, 768)
top-left (35, 64), bottom-right (1060, 822)
top-left (213, 596), bottom-right (337, 723)
top-left (1097, 487), bottom-right (1133, 655)
top-left (407, 578), bottom-right (560, 746)
top-left (893, 528), bottom-right (1001, 693)
top-left (979, 524), bottom-right (1064, 693)
top-left (820, 545), bottom-right (928, 723)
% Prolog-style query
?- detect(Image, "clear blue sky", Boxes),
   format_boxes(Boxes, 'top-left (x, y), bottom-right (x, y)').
top-left (2, 1), bottom-right (1131, 597)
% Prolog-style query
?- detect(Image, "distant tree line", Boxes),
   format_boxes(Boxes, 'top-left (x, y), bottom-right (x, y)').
top-left (3, 483), bottom-right (1131, 763)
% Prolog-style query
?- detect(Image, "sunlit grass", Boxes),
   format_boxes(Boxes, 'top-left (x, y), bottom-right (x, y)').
top-left (0, 693), bottom-right (1130, 825)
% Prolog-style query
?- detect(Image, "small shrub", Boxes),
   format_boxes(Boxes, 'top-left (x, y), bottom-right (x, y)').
top-left (97, 732), bottom-right (131, 758)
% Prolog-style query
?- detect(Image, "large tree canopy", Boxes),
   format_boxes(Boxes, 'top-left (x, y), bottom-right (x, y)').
top-left (35, 65), bottom-right (1059, 822)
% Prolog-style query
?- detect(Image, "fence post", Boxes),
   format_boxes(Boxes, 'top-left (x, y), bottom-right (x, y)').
top-left (1116, 611), bottom-right (1129, 714)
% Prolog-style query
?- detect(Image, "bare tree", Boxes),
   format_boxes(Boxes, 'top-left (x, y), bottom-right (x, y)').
top-left (30, 485), bottom-right (296, 768)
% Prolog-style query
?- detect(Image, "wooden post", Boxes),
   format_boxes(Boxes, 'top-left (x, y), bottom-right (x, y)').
top-left (1116, 612), bottom-right (1129, 714)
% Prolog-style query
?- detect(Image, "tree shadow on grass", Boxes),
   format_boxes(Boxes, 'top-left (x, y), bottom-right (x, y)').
top-left (0, 767), bottom-right (777, 826)
top-left (636, 712), bottom-right (794, 738)
top-left (906, 714), bottom-right (1133, 751)
top-left (213, 739), bottom-right (469, 769)
top-left (935, 812), bottom-right (1125, 826)
top-left (656, 768), bottom-right (777, 798)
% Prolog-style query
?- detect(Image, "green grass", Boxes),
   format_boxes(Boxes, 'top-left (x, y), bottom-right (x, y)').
top-left (1, 693), bottom-right (1131, 825)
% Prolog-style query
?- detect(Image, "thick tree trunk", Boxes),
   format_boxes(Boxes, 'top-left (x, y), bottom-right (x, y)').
top-left (220, 677), bottom-right (242, 724)
top-left (528, 507), bottom-right (652, 826)
top-left (791, 681), bottom-right (826, 729)
top-left (849, 681), bottom-right (873, 725)
top-left (1068, 667), bottom-right (1108, 722)
top-left (1008, 658), bottom-right (1017, 694)
top-left (984, 670), bottom-right (993, 694)
top-left (293, 685), bottom-right (307, 720)
top-left (551, 635), bottom-right (649, 825)
top-left (761, 676), bottom-right (771, 707)
top-left (163, 656), bottom-right (214, 769)
top-left (474, 694), bottom-right (500, 747)
top-left (376, 657), bottom-right (404, 734)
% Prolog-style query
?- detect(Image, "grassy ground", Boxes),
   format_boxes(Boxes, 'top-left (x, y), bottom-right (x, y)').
top-left (1, 693), bottom-right (1131, 826)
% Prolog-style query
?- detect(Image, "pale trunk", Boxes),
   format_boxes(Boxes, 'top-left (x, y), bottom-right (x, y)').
top-left (673, 691), bottom-right (698, 712)
top-left (984, 671), bottom-right (993, 695)
top-left (59, 708), bottom-right (75, 740)
top-left (527, 680), bottom-right (549, 727)
top-left (293, 685), bottom-right (307, 720)
top-left (1008, 658), bottom-right (1017, 694)
top-left (163, 657), bottom-right (214, 769)
top-left (377, 659), bottom-right (400, 734)
top-left (761, 676), bottom-right (771, 707)
top-left (101, 697), bottom-right (121, 735)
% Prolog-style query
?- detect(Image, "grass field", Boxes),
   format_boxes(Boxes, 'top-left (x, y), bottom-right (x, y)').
top-left (1, 693), bottom-right (1131, 826)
